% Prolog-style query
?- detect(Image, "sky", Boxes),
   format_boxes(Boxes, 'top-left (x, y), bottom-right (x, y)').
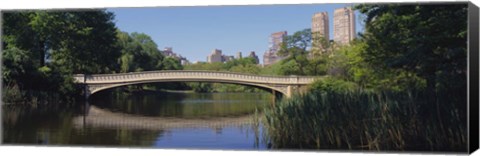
top-left (108, 3), bottom-right (365, 64)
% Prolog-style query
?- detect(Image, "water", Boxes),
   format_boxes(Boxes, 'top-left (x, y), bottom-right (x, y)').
top-left (2, 90), bottom-right (272, 150)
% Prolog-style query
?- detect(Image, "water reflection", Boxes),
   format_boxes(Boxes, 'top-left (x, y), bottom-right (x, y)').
top-left (3, 90), bottom-right (271, 149)
top-left (90, 90), bottom-right (268, 118)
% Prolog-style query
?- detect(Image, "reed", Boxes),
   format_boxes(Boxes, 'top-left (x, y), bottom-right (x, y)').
top-left (263, 89), bottom-right (466, 152)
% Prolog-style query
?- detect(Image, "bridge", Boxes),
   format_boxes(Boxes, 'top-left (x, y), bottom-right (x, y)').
top-left (73, 70), bottom-right (318, 98)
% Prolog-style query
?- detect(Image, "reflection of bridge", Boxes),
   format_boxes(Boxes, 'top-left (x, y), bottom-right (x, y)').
top-left (73, 70), bottom-right (319, 98)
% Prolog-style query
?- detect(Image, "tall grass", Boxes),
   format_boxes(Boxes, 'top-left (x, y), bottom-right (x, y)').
top-left (263, 90), bottom-right (466, 152)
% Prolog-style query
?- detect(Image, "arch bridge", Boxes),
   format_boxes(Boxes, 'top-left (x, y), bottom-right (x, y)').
top-left (73, 70), bottom-right (318, 98)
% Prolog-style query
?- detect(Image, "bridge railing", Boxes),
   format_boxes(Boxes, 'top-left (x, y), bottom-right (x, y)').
top-left (73, 70), bottom-right (319, 85)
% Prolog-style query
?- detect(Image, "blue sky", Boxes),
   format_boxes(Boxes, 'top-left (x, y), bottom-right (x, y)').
top-left (108, 3), bottom-right (364, 64)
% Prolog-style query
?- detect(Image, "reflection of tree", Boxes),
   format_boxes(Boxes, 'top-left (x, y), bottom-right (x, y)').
top-left (66, 128), bottom-right (163, 146)
top-left (2, 105), bottom-right (164, 146)
top-left (89, 88), bottom-right (270, 118)
top-left (90, 87), bottom-right (187, 117)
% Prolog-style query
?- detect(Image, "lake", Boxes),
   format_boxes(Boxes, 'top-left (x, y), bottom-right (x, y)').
top-left (2, 90), bottom-right (273, 150)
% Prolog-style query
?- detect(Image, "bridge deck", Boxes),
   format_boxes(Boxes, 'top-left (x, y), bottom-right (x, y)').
top-left (73, 70), bottom-right (318, 85)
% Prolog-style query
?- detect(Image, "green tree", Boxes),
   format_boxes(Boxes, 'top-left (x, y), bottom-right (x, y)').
top-left (116, 31), bottom-right (180, 72)
top-left (277, 29), bottom-right (312, 75)
top-left (162, 57), bottom-right (183, 70)
top-left (2, 10), bottom-right (121, 103)
top-left (355, 4), bottom-right (468, 133)
top-left (355, 4), bottom-right (467, 93)
top-left (28, 11), bottom-right (121, 74)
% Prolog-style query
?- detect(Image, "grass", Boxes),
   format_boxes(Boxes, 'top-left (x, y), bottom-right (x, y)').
top-left (262, 89), bottom-right (466, 152)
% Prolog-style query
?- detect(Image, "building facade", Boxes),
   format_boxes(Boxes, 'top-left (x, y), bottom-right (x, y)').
top-left (263, 31), bottom-right (287, 66)
top-left (206, 49), bottom-right (236, 63)
top-left (162, 47), bottom-right (189, 65)
top-left (333, 7), bottom-right (356, 45)
top-left (312, 12), bottom-right (329, 41)
top-left (236, 51), bottom-right (242, 59)
top-left (312, 12), bottom-right (330, 54)
top-left (207, 49), bottom-right (224, 63)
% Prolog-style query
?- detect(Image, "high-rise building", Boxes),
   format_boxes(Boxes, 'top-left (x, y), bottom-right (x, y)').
top-left (247, 51), bottom-right (259, 64)
top-left (236, 51), bottom-right (242, 59)
top-left (312, 12), bottom-right (329, 54)
top-left (263, 31), bottom-right (287, 66)
top-left (269, 31), bottom-right (287, 54)
top-left (333, 7), bottom-right (355, 45)
top-left (312, 12), bottom-right (329, 41)
top-left (263, 51), bottom-right (276, 66)
top-left (207, 49), bottom-right (223, 63)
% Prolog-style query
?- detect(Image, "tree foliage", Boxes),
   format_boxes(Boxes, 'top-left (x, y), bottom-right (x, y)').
top-left (2, 10), bottom-right (183, 103)
top-left (116, 31), bottom-right (182, 73)
top-left (2, 10), bottom-right (120, 103)
top-left (276, 29), bottom-right (328, 76)
top-left (355, 4), bottom-right (467, 92)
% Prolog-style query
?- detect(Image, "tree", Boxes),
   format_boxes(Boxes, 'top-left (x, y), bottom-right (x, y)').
top-left (355, 4), bottom-right (467, 93)
top-left (355, 4), bottom-right (468, 132)
top-left (116, 31), bottom-right (172, 72)
top-left (28, 10), bottom-right (121, 74)
top-left (277, 29), bottom-right (312, 75)
top-left (2, 12), bottom-right (42, 67)
top-left (162, 57), bottom-right (183, 70)
top-left (2, 10), bottom-right (121, 102)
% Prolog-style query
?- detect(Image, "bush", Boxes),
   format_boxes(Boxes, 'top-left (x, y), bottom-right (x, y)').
top-left (308, 77), bottom-right (358, 93)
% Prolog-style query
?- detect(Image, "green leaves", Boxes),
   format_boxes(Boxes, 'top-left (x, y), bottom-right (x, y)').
top-left (116, 31), bottom-right (181, 73)
top-left (2, 10), bottom-right (120, 103)
top-left (355, 4), bottom-right (467, 87)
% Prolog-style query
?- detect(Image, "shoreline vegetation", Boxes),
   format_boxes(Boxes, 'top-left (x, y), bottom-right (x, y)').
top-left (2, 3), bottom-right (468, 152)
top-left (263, 90), bottom-right (466, 151)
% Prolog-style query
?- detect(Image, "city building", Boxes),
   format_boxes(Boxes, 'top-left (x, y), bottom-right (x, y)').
top-left (263, 51), bottom-right (277, 66)
top-left (236, 51), bottom-right (242, 59)
top-left (263, 31), bottom-right (287, 66)
top-left (162, 47), bottom-right (175, 57)
top-left (247, 51), bottom-right (259, 64)
top-left (311, 12), bottom-right (329, 54)
top-left (206, 49), bottom-right (235, 63)
top-left (206, 49), bottom-right (224, 63)
top-left (180, 59), bottom-right (190, 65)
top-left (312, 12), bottom-right (329, 40)
top-left (333, 7), bottom-right (356, 45)
top-left (224, 55), bottom-right (235, 62)
top-left (162, 47), bottom-right (190, 65)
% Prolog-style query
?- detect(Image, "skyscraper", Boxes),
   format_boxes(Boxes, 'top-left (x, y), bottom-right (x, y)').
top-left (312, 12), bottom-right (329, 41)
top-left (263, 31), bottom-right (287, 66)
top-left (311, 12), bottom-right (329, 54)
top-left (333, 7), bottom-right (356, 45)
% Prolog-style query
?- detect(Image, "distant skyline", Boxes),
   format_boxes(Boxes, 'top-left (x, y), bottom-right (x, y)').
top-left (109, 3), bottom-right (365, 64)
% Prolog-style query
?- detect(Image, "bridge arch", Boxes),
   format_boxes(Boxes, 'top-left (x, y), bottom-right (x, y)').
top-left (87, 79), bottom-right (289, 98)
